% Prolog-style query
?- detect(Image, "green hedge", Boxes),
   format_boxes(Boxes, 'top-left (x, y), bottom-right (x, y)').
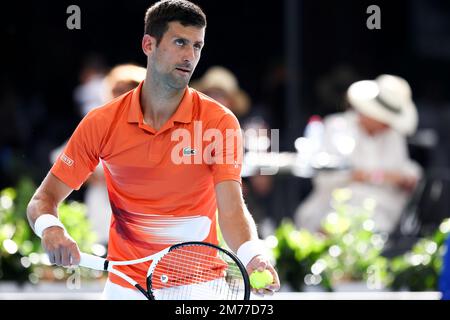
top-left (271, 189), bottom-right (449, 291)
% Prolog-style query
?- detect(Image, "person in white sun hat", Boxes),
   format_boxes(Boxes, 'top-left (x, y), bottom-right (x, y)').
top-left (295, 74), bottom-right (422, 235)
top-left (347, 74), bottom-right (418, 136)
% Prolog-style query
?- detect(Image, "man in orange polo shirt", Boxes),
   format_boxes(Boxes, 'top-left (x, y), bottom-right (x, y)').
top-left (26, 0), bottom-right (279, 299)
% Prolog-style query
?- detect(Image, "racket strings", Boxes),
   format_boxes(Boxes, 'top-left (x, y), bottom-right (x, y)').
top-left (149, 245), bottom-right (246, 300)
top-left (151, 253), bottom-right (242, 282)
top-left (155, 277), bottom-right (238, 300)
top-left (151, 266), bottom-right (243, 287)
top-left (151, 255), bottom-right (236, 273)
top-left (153, 275), bottom-right (243, 300)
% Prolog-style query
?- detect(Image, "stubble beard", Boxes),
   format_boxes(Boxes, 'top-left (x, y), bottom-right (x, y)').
top-left (150, 57), bottom-right (192, 91)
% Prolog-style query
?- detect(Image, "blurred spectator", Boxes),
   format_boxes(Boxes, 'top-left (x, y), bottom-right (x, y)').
top-left (103, 64), bottom-right (147, 103)
top-left (191, 66), bottom-right (275, 234)
top-left (73, 54), bottom-right (108, 117)
top-left (295, 75), bottom-right (422, 235)
top-left (191, 66), bottom-right (251, 119)
top-left (51, 63), bottom-right (146, 245)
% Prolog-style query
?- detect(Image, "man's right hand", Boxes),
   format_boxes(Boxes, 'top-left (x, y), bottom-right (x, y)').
top-left (41, 227), bottom-right (81, 267)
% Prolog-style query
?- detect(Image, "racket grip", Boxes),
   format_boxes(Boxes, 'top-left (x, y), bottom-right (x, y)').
top-left (79, 253), bottom-right (107, 271)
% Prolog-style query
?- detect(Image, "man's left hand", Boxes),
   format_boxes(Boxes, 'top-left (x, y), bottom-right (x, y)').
top-left (246, 255), bottom-right (280, 296)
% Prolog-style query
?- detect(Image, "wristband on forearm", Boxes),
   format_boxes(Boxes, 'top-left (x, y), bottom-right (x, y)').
top-left (33, 214), bottom-right (66, 238)
top-left (236, 239), bottom-right (267, 268)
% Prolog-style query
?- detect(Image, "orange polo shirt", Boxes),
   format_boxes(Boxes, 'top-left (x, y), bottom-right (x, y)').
top-left (50, 81), bottom-right (243, 289)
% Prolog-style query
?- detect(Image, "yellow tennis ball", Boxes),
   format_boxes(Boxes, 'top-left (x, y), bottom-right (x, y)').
top-left (250, 270), bottom-right (273, 289)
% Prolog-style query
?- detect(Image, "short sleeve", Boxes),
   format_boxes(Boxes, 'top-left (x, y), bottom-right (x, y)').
top-left (209, 113), bottom-right (243, 185)
top-left (50, 112), bottom-right (105, 190)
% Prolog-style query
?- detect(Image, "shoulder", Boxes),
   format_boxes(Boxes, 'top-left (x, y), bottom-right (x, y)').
top-left (190, 88), bottom-right (240, 128)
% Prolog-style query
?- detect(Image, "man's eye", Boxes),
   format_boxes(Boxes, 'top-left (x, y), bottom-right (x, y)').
top-left (175, 39), bottom-right (185, 46)
top-left (194, 44), bottom-right (202, 50)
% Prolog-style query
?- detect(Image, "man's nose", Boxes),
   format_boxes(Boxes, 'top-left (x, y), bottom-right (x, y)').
top-left (182, 45), bottom-right (196, 62)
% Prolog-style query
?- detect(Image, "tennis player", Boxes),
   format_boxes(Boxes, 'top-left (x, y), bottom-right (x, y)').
top-left (26, 0), bottom-right (280, 299)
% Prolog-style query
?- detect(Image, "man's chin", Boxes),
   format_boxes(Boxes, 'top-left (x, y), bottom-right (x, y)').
top-left (169, 78), bottom-right (190, 90)
top-left (171, 82), bottom-right (188, 90)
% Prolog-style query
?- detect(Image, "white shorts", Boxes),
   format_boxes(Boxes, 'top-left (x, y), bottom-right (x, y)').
top-left (102, 278), bottom-right (230, 300)
top-left (101, 279), bottom-right (147, 300)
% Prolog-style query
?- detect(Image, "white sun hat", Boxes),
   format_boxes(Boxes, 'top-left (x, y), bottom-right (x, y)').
top-left (347, 74), bottom-right (418, 136)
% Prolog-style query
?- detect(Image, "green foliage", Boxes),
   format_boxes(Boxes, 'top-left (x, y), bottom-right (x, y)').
top-left (272, 222), bottom-right (331, 291)
top-left (272, 188), bottom-right (448, 292)
top-left (0, 179), bottom-right (38, 283)
top-left (388, 220), bottom-right (450, 291)
top-left (58, 202), bottom-right (97, 252)
top-left (318, 193), bottom-right (391, 290)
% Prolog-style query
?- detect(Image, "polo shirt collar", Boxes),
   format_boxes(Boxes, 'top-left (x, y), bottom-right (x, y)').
top-left (127, 81), bottom-right (194, 125)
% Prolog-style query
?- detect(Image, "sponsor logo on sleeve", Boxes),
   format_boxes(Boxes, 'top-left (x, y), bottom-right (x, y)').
top-left (61, 153), bottom-right (74, 167)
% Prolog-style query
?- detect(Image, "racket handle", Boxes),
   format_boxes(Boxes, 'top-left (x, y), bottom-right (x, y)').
top-left (79, 253), bottom-right (107, 271)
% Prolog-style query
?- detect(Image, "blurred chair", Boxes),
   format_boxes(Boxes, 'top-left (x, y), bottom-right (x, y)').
top-left (383, 168), bottom-right (450, 257)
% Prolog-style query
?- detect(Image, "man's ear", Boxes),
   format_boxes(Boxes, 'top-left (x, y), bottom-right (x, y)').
top-left (142, 34), bottom-right (156, 56)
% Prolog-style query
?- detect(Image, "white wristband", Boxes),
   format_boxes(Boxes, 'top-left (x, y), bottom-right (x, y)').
top-left (236, 240), bottom-right (267, 268)
top-left (34, 214), bottom-right (66, 238)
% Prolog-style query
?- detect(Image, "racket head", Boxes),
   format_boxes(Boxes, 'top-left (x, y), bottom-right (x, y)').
top-left (146, 241), bottom-right (250, 300)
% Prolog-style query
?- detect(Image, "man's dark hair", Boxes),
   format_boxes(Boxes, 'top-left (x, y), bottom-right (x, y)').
top-left (144, 0), bottom-right (207, 45)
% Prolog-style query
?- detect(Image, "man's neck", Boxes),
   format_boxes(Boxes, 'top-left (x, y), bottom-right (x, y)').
top-left (140, 76), bottom-right (186, 131)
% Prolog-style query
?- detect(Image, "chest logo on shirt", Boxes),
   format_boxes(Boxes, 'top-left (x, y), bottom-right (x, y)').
top-left (183, 147), bottom-right (197, 156)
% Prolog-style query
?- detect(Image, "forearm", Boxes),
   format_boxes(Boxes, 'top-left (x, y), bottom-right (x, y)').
top-left (315, 170), bottom-right (352, 189)
top-left (27, 190), bottom-right (59, 232)
top-left (28, 190), bottom-right (80, 266)
top-left (214, 181), bottom-right (280, 291)
top-left (218, 203), bottom-right (259, 253)
top-left (27, 172), bottom-right (74, 233)
top-left (352, 169), bottom-right (418, 190)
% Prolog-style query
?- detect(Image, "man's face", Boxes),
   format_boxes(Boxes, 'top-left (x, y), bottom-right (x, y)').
top-left (145, 21), bottom-right (205, 90)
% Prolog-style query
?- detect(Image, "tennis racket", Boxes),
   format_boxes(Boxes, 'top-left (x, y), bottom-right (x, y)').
top-left (79, 241), bottom-right (250, 300)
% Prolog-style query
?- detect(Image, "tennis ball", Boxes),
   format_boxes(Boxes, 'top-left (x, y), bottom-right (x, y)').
top-left (250, 270), bottom-right (273, 289)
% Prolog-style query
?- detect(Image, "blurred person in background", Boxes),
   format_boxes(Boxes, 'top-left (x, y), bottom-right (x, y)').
top-left (295, 74), bottom-right (422, 235)
top-left (50, 63), bottom-right (146, 245)
top-left (73, 54), bottom-right (108, 117)
top-left (191, 66), bottom-right (275, 236)
top-left (191, 66), bottom-right (251, 121)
